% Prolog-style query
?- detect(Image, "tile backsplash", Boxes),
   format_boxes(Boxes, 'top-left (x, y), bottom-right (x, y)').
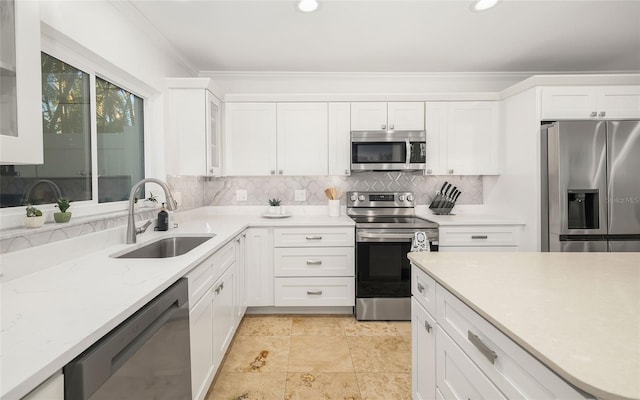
top-left (168, 173), bottom-right (482, 210)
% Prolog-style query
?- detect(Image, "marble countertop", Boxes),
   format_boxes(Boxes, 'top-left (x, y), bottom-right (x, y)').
top-left (408, 251), bottom-right (640, 400)
top-left (0, 210), bottom-right (354, 400)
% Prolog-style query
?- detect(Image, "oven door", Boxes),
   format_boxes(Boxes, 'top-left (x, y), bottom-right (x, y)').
top-left (355, 229), bottom-right (416, 299)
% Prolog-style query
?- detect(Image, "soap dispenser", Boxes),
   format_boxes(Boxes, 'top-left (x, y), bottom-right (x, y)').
top-left (156, 203), bottom-right (169, 231)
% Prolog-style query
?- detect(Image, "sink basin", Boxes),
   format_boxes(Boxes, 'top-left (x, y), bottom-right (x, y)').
top-left (113, 236), bottom-right (215, 259)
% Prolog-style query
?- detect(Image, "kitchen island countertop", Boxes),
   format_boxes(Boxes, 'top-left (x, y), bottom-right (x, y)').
top-left (408, 251), bottom-right (640, 400)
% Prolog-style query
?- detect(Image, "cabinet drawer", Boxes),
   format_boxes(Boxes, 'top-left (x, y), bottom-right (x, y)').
top-left (274, 247), bottom-right (354, 277)
top-left (273, 227), bottom-right (354, 247)
top-left (436, 286), bottom-right (590, 400)
top-left (185, 255), bottom-right (215, 304)
top-left (411, 264), bottom-right (437, 316)
top-left (274, 277), bottom-right (354, 306)
top-left (213, 240), bottom-right (236, 275)
top-left (439, 225), bottom-right (521, 247)
top-left (436, 326), bottom-right (506, 400)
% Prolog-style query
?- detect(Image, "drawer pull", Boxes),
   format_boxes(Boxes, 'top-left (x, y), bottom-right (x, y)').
top-left (306, 290), bottom-right (323, 295)
top-left (471, 235), bottom-right (488, 240)
top-left (468, 331), bottom-right (497, 364)
top-left (417, 282), bottom-right (425, 293)
top-left (306, 260), bottom-right (322, 265)
top-left (306, 235), bottom-right (323, 240)
top-left (424, 320), bottom-right (432, 333)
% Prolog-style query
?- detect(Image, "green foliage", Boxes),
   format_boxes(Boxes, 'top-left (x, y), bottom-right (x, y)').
top-left (55, 198), bottom-right (71, 213)
top-left (268, 198), bottom-right (282, 206)
top-left (26, 206), bottom-right (43, 217)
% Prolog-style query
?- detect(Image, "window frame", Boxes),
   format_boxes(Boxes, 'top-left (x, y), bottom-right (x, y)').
top-left (0, 32), bottom-right (161, 228)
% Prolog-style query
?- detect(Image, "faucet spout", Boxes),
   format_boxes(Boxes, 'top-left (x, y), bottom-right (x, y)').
top-left (22, 179), bottom-right (63, 204)
top-left (126, 178), bottom-right (178, 244)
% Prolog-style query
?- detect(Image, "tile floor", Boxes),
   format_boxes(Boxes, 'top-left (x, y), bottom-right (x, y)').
top-left (206, 314), bottom-right (412, 400)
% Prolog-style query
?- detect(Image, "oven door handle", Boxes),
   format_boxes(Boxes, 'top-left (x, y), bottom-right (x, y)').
top-left (357, 232), bottom-right (415, 242)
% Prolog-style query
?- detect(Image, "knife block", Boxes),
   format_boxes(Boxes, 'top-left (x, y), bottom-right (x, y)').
top-left (428, 196), bottom-right (455, 215)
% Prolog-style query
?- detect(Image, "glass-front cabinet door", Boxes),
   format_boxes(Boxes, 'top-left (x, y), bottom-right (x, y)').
top-left (0, 0), bottom-right (43, 164)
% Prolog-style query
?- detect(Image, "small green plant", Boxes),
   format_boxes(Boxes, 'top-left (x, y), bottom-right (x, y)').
top-left (26, 206), bottom-right (43, 217)
top-left (268, 198), bottom-right (282, 206)
top-left (55, 198), bottom-right (71, 213)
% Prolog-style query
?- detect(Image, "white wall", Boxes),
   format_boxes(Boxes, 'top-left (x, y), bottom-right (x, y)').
top-left (483, 87), bottom-right (542, 251)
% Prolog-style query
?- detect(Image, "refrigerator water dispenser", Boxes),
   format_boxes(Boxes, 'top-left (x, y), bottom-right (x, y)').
top-left (567, 190), bottom-right (599, 230)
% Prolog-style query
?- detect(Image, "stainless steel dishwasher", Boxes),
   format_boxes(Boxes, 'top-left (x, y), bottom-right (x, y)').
top-left (64, 279), bottom-right (192, 400)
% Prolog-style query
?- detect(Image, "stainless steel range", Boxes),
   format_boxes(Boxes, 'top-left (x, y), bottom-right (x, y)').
top-left (347, 191), bottom-right (439, 321)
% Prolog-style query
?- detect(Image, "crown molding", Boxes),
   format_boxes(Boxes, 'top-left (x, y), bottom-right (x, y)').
top-left (200, 70), bottom-right (535, 80)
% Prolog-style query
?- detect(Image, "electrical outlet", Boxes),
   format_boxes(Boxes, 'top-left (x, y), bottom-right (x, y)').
top-left (294, 190), bottom-right (307, 202)
top-left (236, 190), bottom-right (248, 202)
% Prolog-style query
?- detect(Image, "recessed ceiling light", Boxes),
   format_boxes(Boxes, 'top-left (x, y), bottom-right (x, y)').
top-left (472, 0), bottom-right (499, 11)
top-left (298, 0), bottom-right (319, 13)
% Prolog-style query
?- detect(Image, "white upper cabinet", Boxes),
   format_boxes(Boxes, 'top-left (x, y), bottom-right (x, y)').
top-left (425, 102), bottom-right (499, 176)
top-left (225, 102), bottom-right (329, 176)
top-left (328, 102), bottom-right (351, 176)
top-left (224, 103), bottom-right (277, 176)
top-left (351, 102), bottom-right (424, 131)
top-left (0, 0), bottom-right (43, 165)
top-left (541, 86), bottom-right (640, 119)
top-left (166, 78), bottom-right (222, 176)
top-left (276, 103), bottom-right (328, 176)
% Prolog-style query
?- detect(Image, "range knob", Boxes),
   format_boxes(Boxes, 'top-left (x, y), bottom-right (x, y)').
top-left (407, 194), bottom-right (414, 202)
top-left (350, 193), bottom-right (357, 202)
top-left (358, 195), bottom-right (365, 201)
top-left (398, 195), bottom-right (405, 201)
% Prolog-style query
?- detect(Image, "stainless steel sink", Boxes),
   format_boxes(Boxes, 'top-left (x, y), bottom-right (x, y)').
top-left (113, 236), bottom-right (215, 258)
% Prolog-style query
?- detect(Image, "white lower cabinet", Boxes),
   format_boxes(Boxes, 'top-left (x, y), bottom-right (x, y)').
top-left (186, 239), bottom-right (244, 400)
top-left (273, 227), bottom-right (354, 307)
top-left (412, 298), bottom-right (436, 400)
top-left (21, 373), bottom-right (63, 400)
top-left (245, 228), bottom-right (274, 307)
top-left (411, 264), bottom-right (592, 400)
top-left (438, 225), bottom-right (523, 252)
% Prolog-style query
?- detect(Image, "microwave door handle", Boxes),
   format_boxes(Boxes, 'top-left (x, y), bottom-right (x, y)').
top-left (406, 140), bottom-right (411, 167)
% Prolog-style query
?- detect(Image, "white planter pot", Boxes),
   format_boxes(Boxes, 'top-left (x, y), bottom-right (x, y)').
top-left (24, 216), bottom-right (45, 228)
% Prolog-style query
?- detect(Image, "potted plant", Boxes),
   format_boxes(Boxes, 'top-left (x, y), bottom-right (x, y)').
top-left (268, 198), bottom-right (282, 215)
top-left (54, 198), bottom-right (72, 223)
top-left (24, 206), bottom-right (45, 228)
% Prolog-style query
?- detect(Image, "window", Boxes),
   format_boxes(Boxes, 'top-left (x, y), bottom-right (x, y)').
top-left (0, 52), bottom-right (145, 209)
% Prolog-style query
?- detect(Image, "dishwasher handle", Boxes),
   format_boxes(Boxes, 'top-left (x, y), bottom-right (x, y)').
top-left (64, 279), bottom-right (188, 400)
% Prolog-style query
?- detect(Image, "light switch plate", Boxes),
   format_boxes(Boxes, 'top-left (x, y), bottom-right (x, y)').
top-left (294, 190), bottom-right (306, 201)
top-left (236, 190), bottom-right (248, 202)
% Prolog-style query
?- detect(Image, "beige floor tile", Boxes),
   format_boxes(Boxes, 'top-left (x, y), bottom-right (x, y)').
top-left (347, 336), bottom-right (411, 373)
top-left (291, 316), bottom-right (346, 336)
top-left (389, 321), bottom-right (412, 348)
top-left (341, 319), bottom-right (399, 336)
top-left (288, 335), bottom-right (354, 372)
top-left (237, 315), bottom-right (293, 336)
top-left (207, 372), bottom-right (286, 400)
top-left (221, 335), bottom-right (290, 373)
top-left (284, 372), bottom-right (361, 400)
top-left (356, 373), bottom-right (411, 400)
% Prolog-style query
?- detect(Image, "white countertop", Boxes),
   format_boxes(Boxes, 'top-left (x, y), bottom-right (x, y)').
top-left (0, 210), bottom-right (354, 399)
top-left (408, 251), bottom-right (640, 400)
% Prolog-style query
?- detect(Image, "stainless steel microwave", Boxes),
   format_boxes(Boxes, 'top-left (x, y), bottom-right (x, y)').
top-left (351, 130), bottom-right (426, 172)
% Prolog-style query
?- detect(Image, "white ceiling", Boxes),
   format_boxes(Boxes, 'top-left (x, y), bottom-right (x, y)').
top-left (128, 0), bottom-right (640, 74)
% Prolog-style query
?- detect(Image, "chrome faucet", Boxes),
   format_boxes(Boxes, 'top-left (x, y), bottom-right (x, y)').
top-left (126, 178), bottom-right (178, 244)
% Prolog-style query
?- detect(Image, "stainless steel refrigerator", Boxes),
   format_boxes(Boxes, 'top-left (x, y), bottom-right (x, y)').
top-left (541, 120), bottom-right (640, 252)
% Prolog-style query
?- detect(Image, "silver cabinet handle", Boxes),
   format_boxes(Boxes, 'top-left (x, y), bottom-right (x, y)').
top-left (590, 111), bottom-right (597, 117)
top-left (381, 124), bottom-right (387, 130)
top-left (471, 235), bottom-right (488, 240)
top-left (306, 260), bottom-right (322, 265)
top-left (468, 331), bottom-right (497, 364)
top-left (599, 111), bottom-right (606, 117)
top-left (307, 290), bottom-right (323, 295)
top-left (215, 282), bottom-right (224, 295)
top-left (389, 123), bottom-right (394, 130)
top-left (345, 169), bottom-right (350, 175)
top-left (278, 170), bottom-right (283, 175)
top-left (306, 235), bottom-right (322, 240)
top-left (417, 282), bottom-right (425, 293)
top-left (424, 320), bottom-right (432, 333)
top-left (448, 169), bottom-right (454, 174)
top-left (270, 170), bottom-right (275, 175)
